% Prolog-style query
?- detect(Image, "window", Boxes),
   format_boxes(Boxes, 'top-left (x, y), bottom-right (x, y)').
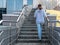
top-left (0, 0), bottom-right (6, 20)
top-left (0, 0), bottom-right (6, 8)
top-left (7, 0), bottom-right (23, 13)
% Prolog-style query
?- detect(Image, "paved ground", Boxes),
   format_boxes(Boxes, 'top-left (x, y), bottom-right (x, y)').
top-left (15, 43), bottom-right (49, 45)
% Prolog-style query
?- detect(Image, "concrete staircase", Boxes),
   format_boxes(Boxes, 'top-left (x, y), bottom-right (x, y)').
top-left (15, 9), bottom-right (50, 45)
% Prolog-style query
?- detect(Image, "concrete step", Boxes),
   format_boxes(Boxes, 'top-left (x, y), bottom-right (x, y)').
top-left (18, 35), bottom-right (48, 39)
top-left (24, 20), bottom-right (35, 22)
top-left (23, 22), bottom-right (33, 24)
top-left (20, 30), bottom-right (48, 33)
top-left (21, 26), bottom-right (45, 28)
top-left (27, 15), bottom-right (34, 17)
top-left (26, 17), bottom-right (35, 18)
top-left (31, 10), bottom-right (35, 12)
top-left (17, 39), bottom-right (49, 43)
top-left (23, 24), bottom-right (36, 26)
top-left (20, 31), bottom-right (38, 34)
top-left (28, 16), bottom-right (34, 18)
top-left (25, 20), bottom-right (35, 22)
top-left (25, 18), bottom-right (35, 20)
top-left (21, 26), bottom-right (37, 28)
top-left (27, 18), bottom-right (35, 20)
top-left (21, 27), bottom-right (45, 30)
top-left (29, 14), bottom-right (34, 15)
top-left (18, 34), bottom-right (48, 37)
top-left (20, 29), bottom-right (48, 32)
top-left (20, 32), bottom-right (48, 35)
top-left (23, 22), bottom-right (47, 27)
top-left (23, 22), bottom-right (36, 24)
top-left (23, 24), bottom-right (37, 26)
top-left (21, 26), bottom-right (37, 27)
top-left (15, 43), bottom-right (50, 45)
top-left (21, 27), bottom-right (37, 30)
top-left (24, 19), bottom-right (36, 24)
top-left (20, 31), bottom-right (48, 35)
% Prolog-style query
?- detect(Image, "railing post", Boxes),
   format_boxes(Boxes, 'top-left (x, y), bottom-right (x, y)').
top-left (9, 22), bottom-right (11, 45)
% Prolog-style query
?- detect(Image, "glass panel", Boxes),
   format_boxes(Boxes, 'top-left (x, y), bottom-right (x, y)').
top-left (2, 0), bottom-right (6, 8)
top-left (0, 0), bottom-right (6, 8)
top-left (0, 0), bottom-right (3, 8)
top-left (7, 0), bottom-right (15, 13)
top-left (7, 0), bottom-right (23, 13)
top-left (16, 0), bottom-right (23, 11)
top-left (27, 0), bottom-right (33, 5)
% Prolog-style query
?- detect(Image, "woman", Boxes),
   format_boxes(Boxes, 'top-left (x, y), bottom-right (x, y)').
top-left (34, 4), bottom-right (47, 40)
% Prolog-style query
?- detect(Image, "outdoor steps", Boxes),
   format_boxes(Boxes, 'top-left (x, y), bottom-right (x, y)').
top-left (15, 9), bottom-right (50, 45)
top-left (17, 39), bottom-right (49, 43)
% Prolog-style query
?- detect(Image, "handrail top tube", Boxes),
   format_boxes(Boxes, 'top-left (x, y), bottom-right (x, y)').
top-left (0, 26), bottom-right (17, 31)
top-left (48, 20), bottom-right (60, 23)
top-left (17, 5), bottom-right (32, 22)
top-left (0, 5), bottom-right (32, 24)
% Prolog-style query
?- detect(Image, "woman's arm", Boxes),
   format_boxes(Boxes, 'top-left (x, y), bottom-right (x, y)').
top-left (43, 10), bottom-right (49, 21)
top-left (34, 10), bottom-right (37, 18)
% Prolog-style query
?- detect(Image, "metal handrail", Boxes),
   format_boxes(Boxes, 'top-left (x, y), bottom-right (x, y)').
top-left (47, 19), bottom-right (60, 45)
top-left (17, 7), bottom-right (25, 22)
top-left (0, 31), bottom-right (4, 36)
top-left (0, 31), bottom-right (18, 45)
top-left (0, 5), bottom-right (32, 45)
top-left (0, 20), bottom-right (3, 24)
top-left (0, 6), bottom-right (25, 24)
top-left (2, 20), bottom-right (17, 23)
top-left (48, 20), bottom-right (60, 23)
top-left (17, 5), bottom-right (32, 22)
top-left (0, 5), bottom-right (32, 25)
top-left (0, 26), bottom-right (18, 45)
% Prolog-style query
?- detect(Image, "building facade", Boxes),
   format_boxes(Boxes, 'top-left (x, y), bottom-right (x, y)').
top-left (7, 0), bottom-right (33, 13)
top-left (0, 0), bottom-right (59, 14)
top-left (0, 0), bottom-right (47, 14)
top-left (0, 0), bottom-right (6, 20)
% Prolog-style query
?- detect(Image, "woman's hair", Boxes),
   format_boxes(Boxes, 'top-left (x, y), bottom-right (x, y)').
top-left (38, 4), bottom-right (43, 10)
top-left (38, 4), bottom-right (42, 7)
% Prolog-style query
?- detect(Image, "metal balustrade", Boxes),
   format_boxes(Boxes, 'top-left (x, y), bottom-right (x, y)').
top-left (47, 20), bottom-right (60, 45)
top-left (0, 26), bottom-right (18, 45)
top-left (0, 5), bottom-right (32, 45)
top-left (2, 5), bottom-right (32, 27)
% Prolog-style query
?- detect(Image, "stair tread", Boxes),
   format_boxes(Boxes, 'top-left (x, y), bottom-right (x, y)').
top-left (17, 39), bottom-right (49, 43)
top-left (20, 33), bottom-right (48, 35)
top-left (18, 35), bottom-right (48, 39)
top-left (15, 43), bottom-right (49, 45)
top-left (18, 39), bottom-right (49, 41)
top-left (21, 26), bottom-right (37, 27)
top-left (21, 28), bottom-right (46, 30)
top-left (23, 24), bottom-right (36, 25)
top-left (18, 34), bottom-right (48, 37)
top-left (21, 31), bottom-right (48, 33)
top-left (23, 25), bottom-right (44, 27)
top-left (16, 9), bottom-right (50, 44)
top-left (20, 29), bottom-right (47, 31)
top-left (19, 35), bottom-right (38, 36)
top-left (21, 26), bottom-right (45, 28)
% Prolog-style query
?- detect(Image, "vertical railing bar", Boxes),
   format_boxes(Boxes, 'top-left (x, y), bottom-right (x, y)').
top-left (48, 20), bottom-right (60, 45)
